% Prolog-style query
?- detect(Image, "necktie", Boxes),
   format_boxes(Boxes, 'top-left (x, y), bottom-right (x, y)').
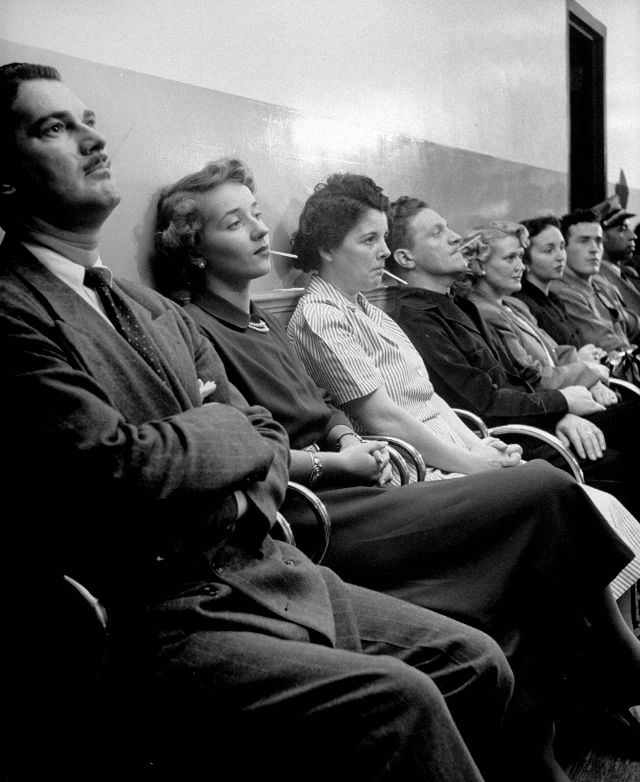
top-left (84, 266), bottom-right (168, 381)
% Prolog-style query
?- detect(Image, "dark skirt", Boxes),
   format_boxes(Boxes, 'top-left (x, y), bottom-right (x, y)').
top-left (283, 459), bottom-right (633, 662)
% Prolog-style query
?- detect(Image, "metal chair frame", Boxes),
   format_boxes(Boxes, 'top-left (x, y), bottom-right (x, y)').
top-left (365, 434), bottom-right (427, 482)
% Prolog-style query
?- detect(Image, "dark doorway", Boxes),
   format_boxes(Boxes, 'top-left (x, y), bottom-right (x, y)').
top-left (568, 1), bottom-right (606, 210)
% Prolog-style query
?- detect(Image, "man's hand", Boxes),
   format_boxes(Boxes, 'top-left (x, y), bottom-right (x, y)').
top-left (560, 385), bottom-right (606, 415)
top-left (582, 362), bottom-right (610, 382)
top-left (577, 344), bottom-right (607, 362)
top-left (555, 413), bottom-right (606, 460)
top-left (590, 381), bottom-right (618, 407)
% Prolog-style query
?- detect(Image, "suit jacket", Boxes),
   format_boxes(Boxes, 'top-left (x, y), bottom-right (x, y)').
top-left (599, 258), bottom-right (640, 321)
top-left (0, 238), bottom-right (335, 643)
top-left (550, 266), bottom-right (634, 351)
top-left (392, 287), bottom-right (568, 428)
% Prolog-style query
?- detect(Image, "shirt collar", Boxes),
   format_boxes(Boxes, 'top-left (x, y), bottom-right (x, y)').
top-left (21, 239), bottom-right (107, 290)
top-left (562, 265), bottom-right (593, 290)
top-left (307, 274), bottom-right (371, 312)
top-left (21, 221), bottom-right (100, 267)
top-left (396, 286), bottom-right (450, 310)
top-left (191, 288), bottom-right (254, 330)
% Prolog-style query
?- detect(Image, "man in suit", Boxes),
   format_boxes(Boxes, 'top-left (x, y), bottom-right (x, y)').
top-left (0, 62), bottom-right (515, 782)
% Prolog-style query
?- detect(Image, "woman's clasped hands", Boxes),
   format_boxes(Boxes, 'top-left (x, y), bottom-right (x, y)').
top-left (337, 439), bottom-right (393, 487)
top-left (469, 436), bottom-right (523, 471)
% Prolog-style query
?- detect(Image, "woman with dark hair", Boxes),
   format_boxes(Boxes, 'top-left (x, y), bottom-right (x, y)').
top-left (514, 215), bottom-right (591, 349)
top-left (153, 160), bottom-right (640, 782)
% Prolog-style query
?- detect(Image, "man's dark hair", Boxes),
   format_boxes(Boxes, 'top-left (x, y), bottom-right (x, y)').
top-left (0, 62), bottom-right (61, 158)
top-left (0, 63), bottom-right (61, 228)
top-left (387, 196), bottom-right (429, 272)
top-left (560, 208), bottom-right (598, 242)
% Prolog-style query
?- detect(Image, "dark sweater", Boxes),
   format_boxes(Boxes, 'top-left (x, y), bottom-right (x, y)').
top-left (392, 286), bottom-right (568, 428)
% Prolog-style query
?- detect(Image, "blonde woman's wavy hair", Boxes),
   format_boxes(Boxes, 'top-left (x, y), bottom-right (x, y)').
top-left (462, 221), bottom-right (530, 280)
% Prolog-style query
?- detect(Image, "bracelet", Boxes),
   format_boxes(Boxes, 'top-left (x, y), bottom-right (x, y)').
top-left (308, 451), bottom-right (324, 487)
top-left (335, 431), bottom-right (363, 450)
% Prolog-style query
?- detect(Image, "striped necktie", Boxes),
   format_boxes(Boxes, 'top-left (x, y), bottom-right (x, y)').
top-left (84, 266), bottom-right (168, 381)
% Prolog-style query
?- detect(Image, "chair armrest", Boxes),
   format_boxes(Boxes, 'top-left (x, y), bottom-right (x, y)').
top-left (63, 574), bottom-right (108, 628)
top-left (364, 434), bottom-right (427, 482)
top-left (386, 445), bottom-right (411, 485)
top-left (487, 423), bottom-right (585, 484)
top-left (273, 512), bottom-right (296, 547)
top-left (452, 409), bottom-right (490, 438)
top-left (609, 377), bottom-right (640, 399)
top-left (280, 481), bottom-right (332, 564)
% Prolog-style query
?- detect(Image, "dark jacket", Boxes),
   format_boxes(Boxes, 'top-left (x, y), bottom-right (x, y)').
top-left (392, 286), bottom-right (568, 428)
top-left (514, 276), bottom-right (583, 348)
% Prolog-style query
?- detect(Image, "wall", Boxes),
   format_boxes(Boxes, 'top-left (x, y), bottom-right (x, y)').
top-left (576, 0), bottom-right (640, 223)
top-left (0, 1), bottom-right (615, 289)
top-left (0, 0), bottom-right (569, 169)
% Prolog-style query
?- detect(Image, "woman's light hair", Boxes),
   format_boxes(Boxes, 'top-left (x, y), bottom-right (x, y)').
top-left (152, 157), bottom-right (254, 299)
top-left (463, 221), bottom-right (529, 279)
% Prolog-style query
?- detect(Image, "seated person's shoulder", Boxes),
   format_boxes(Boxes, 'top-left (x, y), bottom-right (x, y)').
top-left (117, 277), bottom-right (176, 310)
top-left (468, 293), bottom-right (502, 322)
top-left (593, 272), bottom-right (619, 294)
top-left (289, 295), bottom-right (345, 335)
top-left (118, 278), bottom-right (202, 336)
top-left (549, 278), bottom-right (583, 300)
top-left (504, 296), bottom-right (536, 321)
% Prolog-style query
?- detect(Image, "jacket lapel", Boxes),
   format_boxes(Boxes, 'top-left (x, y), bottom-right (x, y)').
top-left (4, 241), bottom-right (195, 421)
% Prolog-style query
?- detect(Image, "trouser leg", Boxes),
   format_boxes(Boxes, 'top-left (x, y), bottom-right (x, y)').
top-left (329, 575), bottom-right (514, 779)
top-left (152, 633), bottom-right (486, 781)
top-left (150, 578), bottom-right (513, 781)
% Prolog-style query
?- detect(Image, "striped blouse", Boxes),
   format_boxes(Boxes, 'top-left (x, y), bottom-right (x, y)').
top-left (286, 275), bottom-right (468, 478)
